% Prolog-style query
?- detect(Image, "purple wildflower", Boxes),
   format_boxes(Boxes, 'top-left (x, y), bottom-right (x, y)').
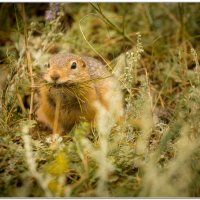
top-left (45, 3), bottom-right (60, 21)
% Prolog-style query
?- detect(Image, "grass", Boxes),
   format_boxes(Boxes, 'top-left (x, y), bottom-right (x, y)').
top-left (0, 2), bottom-right (200, 197)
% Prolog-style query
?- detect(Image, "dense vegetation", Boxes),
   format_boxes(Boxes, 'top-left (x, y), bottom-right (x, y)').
top-left (0, 3), bottom-right (200, 197)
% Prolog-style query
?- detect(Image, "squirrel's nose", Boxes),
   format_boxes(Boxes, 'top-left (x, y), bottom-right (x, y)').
top-left (50, 74), bottom-right (60, 81)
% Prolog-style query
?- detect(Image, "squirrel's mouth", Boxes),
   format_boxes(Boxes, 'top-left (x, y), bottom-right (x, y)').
top-left (47, 81), bottom-right (75, 88)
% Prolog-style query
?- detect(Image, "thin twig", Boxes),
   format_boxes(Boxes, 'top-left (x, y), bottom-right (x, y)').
top-left (21, 4), bottom-right (35, 122)
top-left (90, 3), bottom-right (134, 44)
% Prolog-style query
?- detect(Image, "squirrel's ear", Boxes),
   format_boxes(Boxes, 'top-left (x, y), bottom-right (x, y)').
top-left (82, 60), bottom-right (86, 68)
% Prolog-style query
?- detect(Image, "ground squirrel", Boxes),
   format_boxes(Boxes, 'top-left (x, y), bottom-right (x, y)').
top-left (36, 53), bottom-right (123, 135)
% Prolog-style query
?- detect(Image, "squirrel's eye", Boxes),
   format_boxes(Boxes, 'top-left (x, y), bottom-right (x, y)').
top-left (71, 62), bottom-right (77, 69)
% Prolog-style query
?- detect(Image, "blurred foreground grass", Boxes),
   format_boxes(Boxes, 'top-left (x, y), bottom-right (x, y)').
top-left (0, 3), bottom-right (200, 197)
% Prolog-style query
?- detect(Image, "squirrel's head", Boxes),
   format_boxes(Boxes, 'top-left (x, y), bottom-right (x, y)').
top-left (44, 53), bottom-right (90, 85)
